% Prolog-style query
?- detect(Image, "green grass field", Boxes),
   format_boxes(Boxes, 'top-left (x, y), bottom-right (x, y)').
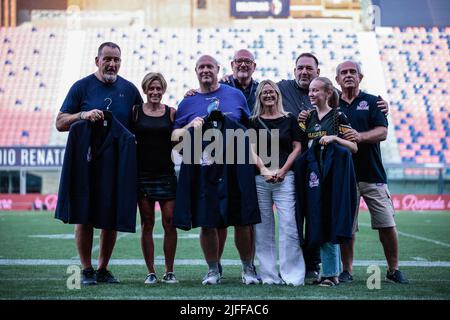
top-left (0, 210), bottom-right (449, 300)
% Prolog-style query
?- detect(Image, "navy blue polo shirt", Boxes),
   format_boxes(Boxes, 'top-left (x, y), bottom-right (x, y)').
top-left (339, 91), bottom-right (388, 183)
top-left (277, 79), bottom-right (313, 117)
top-left (221, 76), bottom-right (258, 113)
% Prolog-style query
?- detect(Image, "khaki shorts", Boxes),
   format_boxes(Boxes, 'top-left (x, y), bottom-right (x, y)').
top-left (352, 182), bottom-right (396, 233)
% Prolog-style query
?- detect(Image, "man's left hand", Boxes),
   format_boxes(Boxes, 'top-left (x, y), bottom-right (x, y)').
top-left (343, 129), bottom-right (361, 143)
top-left (377, 96), bottom-right (389, 115)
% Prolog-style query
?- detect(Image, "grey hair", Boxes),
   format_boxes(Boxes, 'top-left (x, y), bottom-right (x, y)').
top-left (97, 42), bottom-right (121, 57)
top-left (195, 55), bottom-right (220, 68)
top-left (233, 49), bottom-right (255, 61)
top-left (336, 60), bottom-right (363, 76)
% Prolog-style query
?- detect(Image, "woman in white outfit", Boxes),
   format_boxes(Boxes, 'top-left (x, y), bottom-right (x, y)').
top-left (250, 79), bottom-right (305, 286)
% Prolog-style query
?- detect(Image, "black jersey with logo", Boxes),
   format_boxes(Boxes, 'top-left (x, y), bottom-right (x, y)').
top-left (339, 91), bottom-right (388, 183)
top-left (299, 108), bottom-right (352, 149)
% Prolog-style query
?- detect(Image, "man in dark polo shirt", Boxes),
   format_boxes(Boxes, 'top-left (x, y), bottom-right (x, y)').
top-left (336, 60), bottom-right (408, 284)
top-left (277, 53), bottom-right (318, 117)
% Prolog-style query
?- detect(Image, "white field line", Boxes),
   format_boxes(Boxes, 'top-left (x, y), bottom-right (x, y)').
top-left (1, 259), bottom-right (450, 267)
top-left (359, 222), bottom-right (450, 248)
top-left (30, 233), bottom-right (199, 240)
top-left (70, 216), bottom-right (161, 259)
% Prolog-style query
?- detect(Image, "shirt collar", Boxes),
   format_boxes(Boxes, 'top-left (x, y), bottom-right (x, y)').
top-left (339, 90), bottom-right (366, 105)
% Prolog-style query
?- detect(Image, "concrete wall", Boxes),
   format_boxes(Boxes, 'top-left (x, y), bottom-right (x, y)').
top-left (68, 0), bottom-right (232, 27)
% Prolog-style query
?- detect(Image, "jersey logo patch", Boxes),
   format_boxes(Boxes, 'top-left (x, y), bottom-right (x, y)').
top-left (309, 172), bottom-right (319, 188)
top-left (356, 100), bottom-right (369, 110)
top-left (86, 146), bottom-right (92, 162)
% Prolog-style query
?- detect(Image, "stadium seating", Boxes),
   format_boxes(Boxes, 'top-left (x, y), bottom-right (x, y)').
top-left (377, 27), bottom-right (450, 165)
top-left (0, 25), bottom-right (66, 146)
top-left (1, 23), bottom-right (449, 170)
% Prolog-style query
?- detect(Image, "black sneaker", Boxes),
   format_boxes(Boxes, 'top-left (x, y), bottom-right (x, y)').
top-left (305, 271), bottom-right (320, 284)
top-left (81, 267), bottom-right (97, 285)
top-left (338, 270), bottom-right (354, 283)
top-left (96, 268), bottom-right (120, 284)
top-left (218, 262), bottom-right (223, 279)
top-left (386, 269), bottom-right (409, 284)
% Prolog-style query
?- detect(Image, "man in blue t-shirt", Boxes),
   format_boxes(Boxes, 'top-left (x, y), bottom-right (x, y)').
top-left (55, 42), bottom-right (143, 285)
top-left (172, 55), bottom-right (259, 285)
top-left (336, 60), bottom-right (408, 284)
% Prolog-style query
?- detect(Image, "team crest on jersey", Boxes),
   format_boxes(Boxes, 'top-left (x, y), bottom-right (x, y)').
top-left (314, 124), bottom-right (321, 131)
top-left (309, 172), bottom-right (319, 188)
top-left (356, 100), bottom-right (369, 110)
top-left (86, 146), bottom-right (92, 162)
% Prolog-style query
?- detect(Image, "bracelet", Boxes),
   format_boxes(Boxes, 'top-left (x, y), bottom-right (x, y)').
top-left (79, 111), bottom-right (85, 120)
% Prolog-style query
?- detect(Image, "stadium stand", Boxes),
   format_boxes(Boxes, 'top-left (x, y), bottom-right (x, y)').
top-left (377, 27), bottom-right (450, 166)
top-left (0, 25), bottom-right (66, 146)
top-left (1, 21), bottom-right (449, 172)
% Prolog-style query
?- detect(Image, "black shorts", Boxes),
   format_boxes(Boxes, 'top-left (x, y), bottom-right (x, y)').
top-left (138, 174), bottom-right (177, 201)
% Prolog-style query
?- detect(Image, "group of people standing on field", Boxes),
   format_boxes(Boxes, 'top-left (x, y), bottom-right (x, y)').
top-left (55, 41), bottom-right (409, 288)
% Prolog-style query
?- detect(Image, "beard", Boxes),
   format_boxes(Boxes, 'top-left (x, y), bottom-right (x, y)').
top-left (237, 70), bottom-right (249, 78)
top-left (103, 72), bottom-right (117, 83)
top-left (203, 80), bottom-right (213, 91)
top-left (200, 76), bottom-right (214, 90)
top-left (297, 78), bottom-right (310, 90)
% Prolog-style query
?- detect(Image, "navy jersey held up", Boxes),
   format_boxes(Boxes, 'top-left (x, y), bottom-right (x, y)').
top-left (173, 116), bottom-right (260, 230)
top-left (294, 143), bottom-right (357, 247)
top-left (55, 116), bottom-right (138, 233)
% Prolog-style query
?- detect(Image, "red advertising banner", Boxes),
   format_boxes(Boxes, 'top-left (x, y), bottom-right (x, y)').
top-left (360, 194), bottom-right (450, 211)
top-left (0, 194), bottom-right (449, 212)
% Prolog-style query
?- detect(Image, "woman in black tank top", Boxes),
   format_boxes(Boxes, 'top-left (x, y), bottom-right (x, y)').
top-left (131, 72), bottom-right (178, 284)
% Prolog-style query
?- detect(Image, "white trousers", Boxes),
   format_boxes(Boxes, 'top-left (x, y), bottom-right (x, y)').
top-left (255, 171), bottom-right (305, 286)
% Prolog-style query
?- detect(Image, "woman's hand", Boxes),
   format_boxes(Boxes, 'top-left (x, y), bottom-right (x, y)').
top-left (273, 168), bottom-right (287, 183)
top-left (319, 135), bottom-right (336, 146)
top-left (260, 167), bottom-right (277, 183)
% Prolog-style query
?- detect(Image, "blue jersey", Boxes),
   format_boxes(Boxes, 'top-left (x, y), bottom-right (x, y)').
top-left (173, 84), bottom-right (250, 129)
top-left (60, 74), bottom-right (143, 130)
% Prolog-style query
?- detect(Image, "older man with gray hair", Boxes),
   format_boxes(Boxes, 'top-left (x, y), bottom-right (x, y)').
top-left (335, 60), bottom-right (408, 284)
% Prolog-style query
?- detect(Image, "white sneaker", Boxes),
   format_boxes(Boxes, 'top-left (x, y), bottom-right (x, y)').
top-left (241, 269), bottom-right (260, 285)
top-left (202, 270), bottom-right (221, 285)
top-left (161, 272), bottom-right (179, 284)
top-left (144, 273), bottom-right (157, 284)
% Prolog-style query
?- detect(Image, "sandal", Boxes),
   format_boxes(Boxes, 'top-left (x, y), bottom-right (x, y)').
top-left (318, 277), bottom-right (339, 287)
